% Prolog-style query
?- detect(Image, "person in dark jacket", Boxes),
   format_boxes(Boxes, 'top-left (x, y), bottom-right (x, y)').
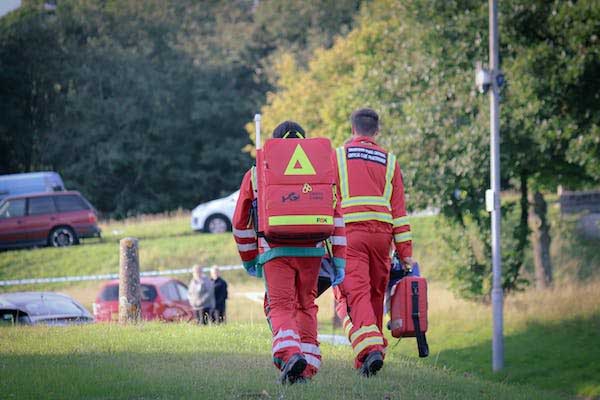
top-left (210, 266), bottom-right (228, 323)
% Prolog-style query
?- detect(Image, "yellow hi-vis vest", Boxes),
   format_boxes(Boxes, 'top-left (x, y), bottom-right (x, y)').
top-left (335, 146), bottom-right (396, 225)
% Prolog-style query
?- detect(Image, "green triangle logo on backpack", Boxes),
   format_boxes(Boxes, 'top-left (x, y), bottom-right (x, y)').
top-left (284, 144), bottom-right (317, 175)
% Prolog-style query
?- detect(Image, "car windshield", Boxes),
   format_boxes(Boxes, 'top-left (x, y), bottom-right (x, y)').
top-left (23, 297), bottom-right (85, 317)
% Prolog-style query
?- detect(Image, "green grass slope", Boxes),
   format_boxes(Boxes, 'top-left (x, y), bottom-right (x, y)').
top-left (1, 211), bottom-right (599, 398)
top-left (0, 214), bottom-right (241, 286)
top-left (400, 281), bottom-right (600, 398)
top-left (0, 323), bottom-right (565, 400)
top-left (0, 214), bottom-right (438, 287)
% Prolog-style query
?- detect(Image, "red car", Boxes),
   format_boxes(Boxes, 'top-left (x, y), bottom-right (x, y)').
top-left (0, 191), bottom-right (101, 249)
top-left (93, 277), bottom-right (194, 322)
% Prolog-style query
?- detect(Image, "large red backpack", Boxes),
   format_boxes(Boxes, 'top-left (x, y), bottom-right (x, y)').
top-left (255, 138), bottom-right (336, 243)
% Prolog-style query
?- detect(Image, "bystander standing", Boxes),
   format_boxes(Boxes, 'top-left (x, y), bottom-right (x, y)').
top-left (188, 265), bottom-right (215, 325)
top-left (210, 266), bottom-right (228, 323)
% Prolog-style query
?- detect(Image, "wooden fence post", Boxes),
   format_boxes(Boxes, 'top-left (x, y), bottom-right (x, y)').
top-left (119, 237), bottom-right (141, 324)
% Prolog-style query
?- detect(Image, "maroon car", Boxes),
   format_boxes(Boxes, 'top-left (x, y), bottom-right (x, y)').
top-left (93, 277), bottom-right (193, 322)
top-left (0, 191), bottom-right (101, 249)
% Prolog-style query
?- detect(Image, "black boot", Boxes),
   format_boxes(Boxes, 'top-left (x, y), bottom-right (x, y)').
top-left (279, 353), bottom-right (307, 385)
top-left (359, 351), bottom-right (384, 377)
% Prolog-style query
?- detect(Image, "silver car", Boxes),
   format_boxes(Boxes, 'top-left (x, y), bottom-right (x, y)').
top-left (0, 292), bottom-right (93, 326)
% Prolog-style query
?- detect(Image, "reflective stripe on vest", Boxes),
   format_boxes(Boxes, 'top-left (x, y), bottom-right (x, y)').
top-left (341, 195), bottom-right (390, 208)
top-left (382, 152), bottom-right (396, 204)
top-left (342, 211), bottom-right (393, 224)
top-left (336, 147), bottom-right (350, 199)
top-left (250, 166), bottom-right (258, 197)
top-left (336, 146), bottom-right (396, 213)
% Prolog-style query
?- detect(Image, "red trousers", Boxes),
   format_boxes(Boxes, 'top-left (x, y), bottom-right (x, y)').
top-left (263, 256), bottom-right (322, 378)
top-left (336, 228), bottom-right (392, 368)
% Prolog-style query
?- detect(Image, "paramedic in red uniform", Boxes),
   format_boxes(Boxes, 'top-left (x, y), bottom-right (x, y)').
top-left (232, 121), bottom-right (346, 384)
top-left (335, 108), bottom-right (415, 377)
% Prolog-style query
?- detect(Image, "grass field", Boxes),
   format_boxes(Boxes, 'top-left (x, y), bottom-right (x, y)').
top-left (0, 323), bottom-right (567, 400)
top-left (0, 212), bottom-right (443, 282)
top-left (0, 212), bottom-right (241, 284)
top-left (312, 279), bottom-right (600, 399)
top-left (1, 210), bottom-right (599, 399)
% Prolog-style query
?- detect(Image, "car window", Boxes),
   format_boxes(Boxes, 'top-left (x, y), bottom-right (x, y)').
top-left (160, 283), bottom-right (179, 301)
top-left (141, 285), bottom-right (157, 302)
top-left (54, 195), bottom-right (89, 212)
top-left (174, 282), bottom-right (189, 301)
top-left (0, 310), bottom-right (17, 325)
top-left (100, 284), bottom-right (157, 302)
top-left (0, 310), bottom-right (29, 325)
top-left (100, 285), bottom-right (119, 301)
top-left (23, 297), bottom-right (85, 316)
top-left (0, 199), bottom-right (26, 219)
top-left (28, 196), bottom-right (56, 216)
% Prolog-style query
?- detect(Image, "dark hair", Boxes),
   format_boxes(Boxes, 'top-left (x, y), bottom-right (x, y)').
top-left (351, 108), bottom-right (379, 136)
top-left (272, 120), bottom-right (306, 139)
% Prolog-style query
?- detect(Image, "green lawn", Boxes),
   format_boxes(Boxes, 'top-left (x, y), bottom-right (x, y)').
top-left (0, 214), bottom-right (438, 285)
top-left (0, 215), bottom-right (241, 287)
top-left (404, 281), bottom-right (600, 398)
top-left (1, 212), bottom-right (599, 398)
top-left (314, 279), bottom-right (600, 399)
top-left (0, 323), bottom-right (565, 400)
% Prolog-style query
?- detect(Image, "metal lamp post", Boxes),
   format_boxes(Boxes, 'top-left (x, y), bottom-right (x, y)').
top-left (476, 0), bottom-right (504, 372)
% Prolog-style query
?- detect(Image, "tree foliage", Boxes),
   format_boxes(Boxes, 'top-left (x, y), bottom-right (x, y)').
top-left (255, 0), bottom-right (600, 299)
top-left (501, 0), bottom-right (600, 189)
top-left (0, 0), bottom-right (361, 217)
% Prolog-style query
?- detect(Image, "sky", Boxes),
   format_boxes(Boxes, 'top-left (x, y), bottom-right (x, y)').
top-left (0, 0), bottom-right (21, 18)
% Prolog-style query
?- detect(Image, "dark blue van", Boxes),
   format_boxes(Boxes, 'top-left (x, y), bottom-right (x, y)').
top-left (0, 172), bottom-right (65, 202)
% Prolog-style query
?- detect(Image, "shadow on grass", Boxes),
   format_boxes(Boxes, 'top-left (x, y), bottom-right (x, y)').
top-left (427, 313), bottom-right (600, 399)
top-left (0, 349), bottom-right (564, 400)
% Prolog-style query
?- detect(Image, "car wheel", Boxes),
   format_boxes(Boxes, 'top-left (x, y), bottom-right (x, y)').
top-left (203, 214), bottom-right (231, 234)
top-left (49, 226), bottom-right (79, 247)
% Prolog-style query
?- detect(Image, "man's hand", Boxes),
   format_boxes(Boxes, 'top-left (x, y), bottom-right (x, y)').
top-left (246, 265), bottom-right (258, 277)
top-left (402, 256), bottom-right (416, 271)
top-left (331, 258), bottom-right (345, 287)
top-left (243, 258), bottom-right (258, 277)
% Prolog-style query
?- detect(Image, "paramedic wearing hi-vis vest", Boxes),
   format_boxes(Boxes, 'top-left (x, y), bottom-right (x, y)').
top-left (233, 121), bottom-right (346, 385)
top-left (335, 108), bottom-right (416, 377)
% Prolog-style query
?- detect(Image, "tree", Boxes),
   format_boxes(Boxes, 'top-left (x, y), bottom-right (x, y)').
top-left (0, 0), bottom-right (362, 217)
top-left (500, 0), bottom-right (600, 287)
top-left (0, 5), bottom-right (63, 173)
top-left (255, 0), bottom-right (600, 299)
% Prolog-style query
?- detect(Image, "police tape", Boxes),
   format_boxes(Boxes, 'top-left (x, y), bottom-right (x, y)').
top-left (0, 264), bottom-right (245, 287)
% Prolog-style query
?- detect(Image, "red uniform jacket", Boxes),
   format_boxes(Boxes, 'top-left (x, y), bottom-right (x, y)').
top-left (233, 152), bottom-right (346, 271)
top-left (335, 135), bottom-right (412, 259)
